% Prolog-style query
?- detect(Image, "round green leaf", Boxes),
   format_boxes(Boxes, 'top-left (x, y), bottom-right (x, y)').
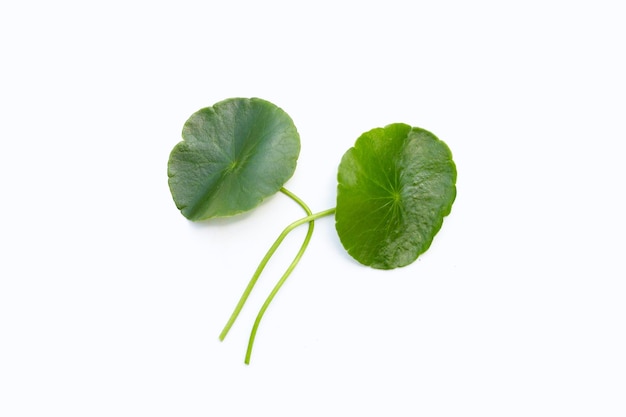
top-left (167, 98), bottom-right (300, 220)
top-left (335, 123), bottom-right (457, 269)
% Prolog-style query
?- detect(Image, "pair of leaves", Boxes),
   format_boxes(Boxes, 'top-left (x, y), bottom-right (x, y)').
top-left (168, 97), bottom-right (456, 269)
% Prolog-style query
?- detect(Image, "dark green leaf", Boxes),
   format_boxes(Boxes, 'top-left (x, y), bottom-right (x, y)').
top-left (168, 98), bottom-right (300, 220)
top-left (335, 123), bottom-right (456, 269)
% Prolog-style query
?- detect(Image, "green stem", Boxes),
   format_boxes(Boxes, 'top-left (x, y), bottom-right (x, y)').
top-left (245, 207), bottom-right (336, 365)
top-left (219, 188), bottom-right (313, 341)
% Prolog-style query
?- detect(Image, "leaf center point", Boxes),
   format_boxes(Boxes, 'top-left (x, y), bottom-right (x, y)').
top-left (227, 160), bottom-right (239, 172)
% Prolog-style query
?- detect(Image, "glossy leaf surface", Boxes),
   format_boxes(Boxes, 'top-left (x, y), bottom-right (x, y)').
top-left (335, 124), bottom-right (456, 269)
top-left (168, 98), bottom-right (300, 220)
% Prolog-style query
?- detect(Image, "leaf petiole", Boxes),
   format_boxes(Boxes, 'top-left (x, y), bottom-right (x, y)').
top-left (245, 207), bottom-right (335, 364)
top-left (219, 188), bottom-right (313, 341)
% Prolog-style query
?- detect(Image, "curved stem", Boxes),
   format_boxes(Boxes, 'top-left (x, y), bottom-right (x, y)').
top-left (245, 208), bottom-right (336, 364)
top-left (219, 188), bottom-right (313, 341)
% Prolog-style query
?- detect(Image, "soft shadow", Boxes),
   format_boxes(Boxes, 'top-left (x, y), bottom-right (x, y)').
top-left (185, 193), bottom-right (280, 230)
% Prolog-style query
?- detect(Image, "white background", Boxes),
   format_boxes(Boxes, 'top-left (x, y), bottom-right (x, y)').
top-left (1, 1), bottom-right (625, 416)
